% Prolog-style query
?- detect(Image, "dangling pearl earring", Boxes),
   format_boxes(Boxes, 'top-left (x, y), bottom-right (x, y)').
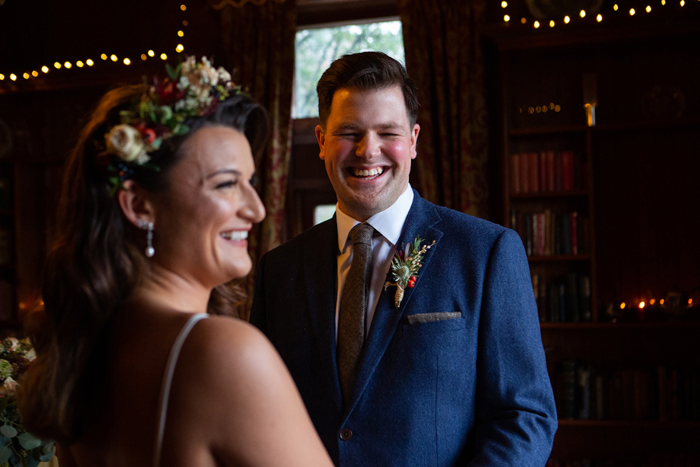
top-left (136, 219), bottom-right (155, 258)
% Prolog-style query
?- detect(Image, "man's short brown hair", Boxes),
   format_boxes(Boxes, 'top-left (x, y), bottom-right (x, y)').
top-left (316, 51), bottom-right (419, 128)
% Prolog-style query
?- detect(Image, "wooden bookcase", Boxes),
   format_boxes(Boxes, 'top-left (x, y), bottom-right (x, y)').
top-left (487, 12), bottom-right (700, 465)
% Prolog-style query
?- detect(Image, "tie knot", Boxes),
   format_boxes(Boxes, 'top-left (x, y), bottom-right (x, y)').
top-left (349, 223), bottom-right (374, 246)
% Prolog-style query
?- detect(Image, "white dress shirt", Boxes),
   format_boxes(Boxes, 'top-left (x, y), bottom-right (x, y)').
top-left (334, 185), bottom-right (414, 340)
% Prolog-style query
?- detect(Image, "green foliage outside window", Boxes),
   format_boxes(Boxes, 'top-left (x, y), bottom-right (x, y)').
top-left (293, 21), bottom-right (405, 119)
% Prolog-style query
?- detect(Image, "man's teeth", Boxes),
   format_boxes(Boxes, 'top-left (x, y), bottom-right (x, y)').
top-left (220, 231), bottom-right (248, 241)
top-left (353, 167), bottom-right (384, 177)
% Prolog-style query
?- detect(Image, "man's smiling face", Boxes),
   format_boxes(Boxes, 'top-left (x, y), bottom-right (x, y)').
top-left (315, 85), bottom-right (420, 222)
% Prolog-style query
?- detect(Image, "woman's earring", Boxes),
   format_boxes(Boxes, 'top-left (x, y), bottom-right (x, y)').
top-left (136, 219), bottom-right (155, 258)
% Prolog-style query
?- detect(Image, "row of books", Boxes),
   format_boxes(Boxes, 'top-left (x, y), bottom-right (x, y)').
top-left (512, 210), bottom-right (586, 257)
top-left (547, 455), bottom-right (700, 467)
top-left (510, 150), bottom-right (585, 194)
top-left (532, 273), bottom-right (592, 323)
top-left (554, 360), bottom-right (700, 422)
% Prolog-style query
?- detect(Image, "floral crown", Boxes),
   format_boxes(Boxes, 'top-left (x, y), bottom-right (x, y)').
top-left (98, 55), bottom-right (239, 193)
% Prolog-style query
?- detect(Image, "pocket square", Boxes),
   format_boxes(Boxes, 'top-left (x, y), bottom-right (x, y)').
top-left (406, 311), bottom-right (462, 324)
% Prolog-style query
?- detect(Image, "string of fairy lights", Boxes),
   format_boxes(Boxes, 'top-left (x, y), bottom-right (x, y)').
top-left (0, 3), bottom-right (189, 86)
top-left (502, 0), bottom-right (699, 29)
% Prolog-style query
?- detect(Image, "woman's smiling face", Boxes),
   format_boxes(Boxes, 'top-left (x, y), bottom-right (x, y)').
top-left (150, 125), bottom-right (265, 287)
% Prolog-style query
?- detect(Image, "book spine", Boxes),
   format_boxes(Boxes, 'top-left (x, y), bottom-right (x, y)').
top-left (511, 153), bottom-right (521, 194)
top-left (561, 150), bottom-right (574, 191)
top-left (570, 211), bottom-right (578, 255)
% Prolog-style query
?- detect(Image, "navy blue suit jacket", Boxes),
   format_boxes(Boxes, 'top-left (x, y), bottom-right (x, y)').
top-left (250, 191), bottom-right (557, 466)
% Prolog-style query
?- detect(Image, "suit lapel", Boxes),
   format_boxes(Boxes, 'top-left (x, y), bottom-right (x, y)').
top-left (303, 216), bottom-right (343, 413)
top-left (343, 192), bottom-right (444, 417)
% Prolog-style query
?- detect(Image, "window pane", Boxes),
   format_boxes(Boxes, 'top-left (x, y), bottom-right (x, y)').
top-left (293, 20), bottom-right (404, 119)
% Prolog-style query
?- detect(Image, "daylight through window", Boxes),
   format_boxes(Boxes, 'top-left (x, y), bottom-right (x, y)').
top-left (293, 20), bottom-right (405, 119)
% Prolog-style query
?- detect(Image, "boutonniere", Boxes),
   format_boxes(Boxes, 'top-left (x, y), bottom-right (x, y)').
top-left (383, 236), bottom-right (435, 308)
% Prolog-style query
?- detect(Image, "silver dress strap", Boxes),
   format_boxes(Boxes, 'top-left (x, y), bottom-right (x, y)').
top-left (153, 313), bottom-right (209, 467)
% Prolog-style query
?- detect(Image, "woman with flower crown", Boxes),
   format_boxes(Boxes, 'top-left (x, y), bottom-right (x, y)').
top-left (17, 56), bottom-right (333, 467)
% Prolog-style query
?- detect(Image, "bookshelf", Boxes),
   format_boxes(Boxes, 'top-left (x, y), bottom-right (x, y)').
top-left (487, 12), bottom-right (700, 465)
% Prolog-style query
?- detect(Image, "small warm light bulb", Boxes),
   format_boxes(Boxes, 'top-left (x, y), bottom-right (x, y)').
top-left (10, 74), bottom-right (17, 81)
top-left (501, 1), bottom-right (508, 7)
top-left (660, 299), bottom-right (665, 305)
top-left (580, 9), bottom-right (586, 17)
top-left (646, 5), bottom-right (652, 12)
top-left (549, 20), bottom-right (555, 27)
top-left (110, 54), bottom-right (118, 62)
top-left (0, 74), bottom-right (4, 81)
top-left (86, 59), bottom-right (94, 66)
top-left (534, 20), bottom-right (540, 28)
top-left (554, 105), bottom-right (561, 112)
top-left (178, 30), bottom-right (184, 37)
top-left (161, 53), bottom-right (168, 60)
top-left (31, 70), bottom-right (39, 77)
top-left (180, 4), bottom-right (187, 11)
top-left (23, 72), bottom-right (30, 79)
top-left (101, 54), bottom-right (108, 60)
top-left (630, 8), bottom-right (636, 15)
top-left (141, 54), bottom-right (148, 61)
top-left (680, 0), bottom-right (685, 6)
top-left (689, 298), bottom-right (694, 305)
top-left (662, 0), bottom-right (666, 4)
top-left (183, 20), bottom-right (189, 26)
top-left (176, 44), bottom-right (185, 53)
top-left (521, 17), bottom-right (527, 23)
top-left (148, 50), bottom-right (155, 57)
top-left (123, 58), bottom-right (131, 65)
top-left (76, 61), bottom-right (84, 68)
top-left (639, 301), bottom-right (646, 309)
top-left (41, 66), bottom-right (49, 73)
top-left (564, 16), bottom-right (571, 23)
top-left (504, 15), bottom-right (511, 22)
top-left (620, 302), bottom-right (626, 309)
top-left (64, 61), bottom-right (72, 69)
top-left (54, 62), bottom-right (62, 69)
top-left (614, 4), bottom-right (619, 10)
top-left (650, 299), bottom-right (656, 305)
top-left (597, 14), bottom-right (603, 21)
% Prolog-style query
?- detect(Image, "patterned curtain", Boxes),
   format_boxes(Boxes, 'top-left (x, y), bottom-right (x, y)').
top-left (208, 0), bottom-right (296, 318)
top-left (398, 0), bottom-right (490, 218)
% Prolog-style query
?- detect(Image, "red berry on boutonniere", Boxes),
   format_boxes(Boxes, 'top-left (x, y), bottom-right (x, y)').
top-left (384, 237), bottom-right (435, 307)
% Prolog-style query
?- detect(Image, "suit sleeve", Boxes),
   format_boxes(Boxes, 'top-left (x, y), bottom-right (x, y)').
top-left (470, 229), bottom-right (557, 466)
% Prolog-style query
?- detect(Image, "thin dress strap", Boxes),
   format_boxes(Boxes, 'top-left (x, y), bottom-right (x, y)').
top-left (153, 313), bottom-right (209, 467)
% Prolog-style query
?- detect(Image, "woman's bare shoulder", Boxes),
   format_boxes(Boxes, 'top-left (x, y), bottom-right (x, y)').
top-left (175, 315), bottom-right (290, 397)
top-left (166, 315), bottom-right (333, 466)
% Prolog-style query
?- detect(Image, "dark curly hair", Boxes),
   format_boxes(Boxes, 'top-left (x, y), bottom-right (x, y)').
top-left (18, 83), bottom-right (268, 443)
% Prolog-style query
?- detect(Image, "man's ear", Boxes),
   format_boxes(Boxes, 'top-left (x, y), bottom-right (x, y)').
top-left (117, 180), bottom-right (155, 227)
top-left (410, 123), bottom-right (420, 160)
top-left (315, 124), bottom-right (326, 160)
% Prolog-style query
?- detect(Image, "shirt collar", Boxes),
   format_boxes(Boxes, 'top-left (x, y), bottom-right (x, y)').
top-left (336, 184), bottom-right (414, 253)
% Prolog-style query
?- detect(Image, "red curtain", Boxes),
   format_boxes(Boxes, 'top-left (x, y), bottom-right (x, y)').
top-left (208, 0), bottom-right (296, 318)
top-left (399, 0), bottom-right (490, 218)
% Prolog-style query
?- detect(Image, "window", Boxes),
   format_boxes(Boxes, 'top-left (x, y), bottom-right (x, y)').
top-left (293, 20), bottom-right (405, 119)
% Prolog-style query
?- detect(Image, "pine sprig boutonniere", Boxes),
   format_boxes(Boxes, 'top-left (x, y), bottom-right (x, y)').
top-left (383, 236), bottom-right (435, 308)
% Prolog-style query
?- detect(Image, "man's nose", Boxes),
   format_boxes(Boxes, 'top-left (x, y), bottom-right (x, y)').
top-left (356, 133), bottom-right (381, 159)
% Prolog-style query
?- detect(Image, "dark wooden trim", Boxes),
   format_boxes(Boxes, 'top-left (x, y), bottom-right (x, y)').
top-left (297, 0), bottom-right (399, 28)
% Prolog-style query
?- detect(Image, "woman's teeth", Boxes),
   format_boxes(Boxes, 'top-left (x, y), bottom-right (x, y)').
top-left (220, 231), bottom-right (248, 241)
top-left (353, 167), bottom-right (384, 177)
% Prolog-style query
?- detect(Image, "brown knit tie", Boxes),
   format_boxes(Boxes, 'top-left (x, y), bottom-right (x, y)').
top-left (338, 223), bottom-right (374, 405)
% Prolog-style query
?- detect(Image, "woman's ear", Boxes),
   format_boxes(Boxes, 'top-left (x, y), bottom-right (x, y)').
top-left (117, 180), bottom-right (155, 227)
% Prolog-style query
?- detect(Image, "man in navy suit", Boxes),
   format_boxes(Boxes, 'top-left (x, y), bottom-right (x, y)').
top-left (250, 51), bottom-right (557, 466)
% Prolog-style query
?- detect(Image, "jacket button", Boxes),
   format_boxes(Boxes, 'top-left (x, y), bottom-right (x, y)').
top-left (339, 428), bottom-right (353, 441)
